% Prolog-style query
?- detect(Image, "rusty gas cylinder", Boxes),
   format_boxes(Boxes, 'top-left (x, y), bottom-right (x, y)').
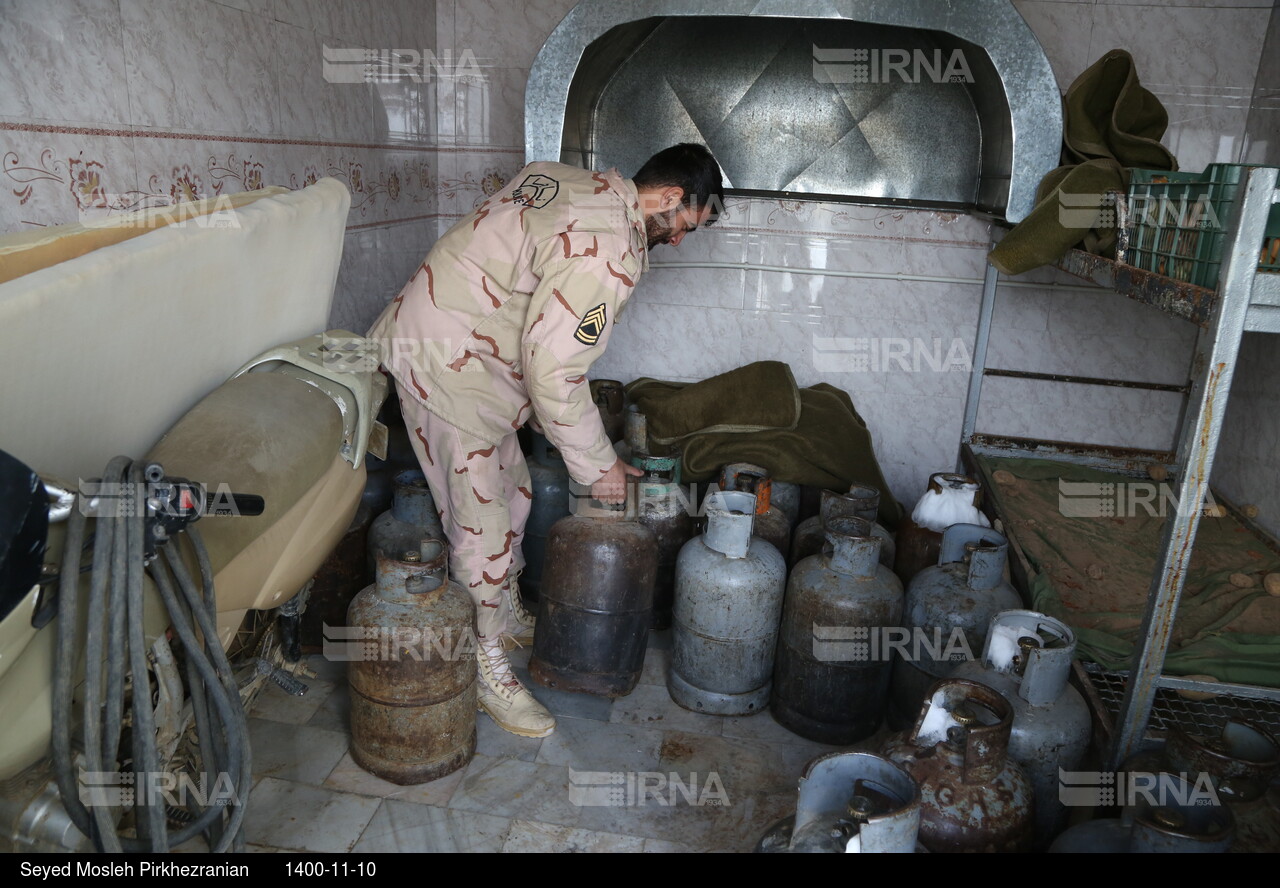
top-left (591, 378), bottom-right (626, 443)
top-left (952, 610), bottom-right (1091, 848)
top-left (529, 483), bottom-right (657, 697)
top-left (632, 455), bottom-right (695, 630)
top-left (367, 469), bottom-right (445, 577)
top-left (894, 473), bottom-right (988, 586)
top-left (882, 678), bottom-right (1035, 853)
top-left (772, 517), bottom-right (903, 744)
top-left (347, 540), bottom-right (477, 785)
top-left (792, 486), bottom-right (895, 570)
top-left (757, 751), bottom-right (924, 853)
top-left (719, 462), bottom-right (791, 561)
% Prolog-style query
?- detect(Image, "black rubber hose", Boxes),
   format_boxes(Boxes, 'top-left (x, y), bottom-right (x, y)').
top-left (50, 481), bottom-right (92, 843)
top-left (145, 552), bottom-right (242, 848)
top-left (82, 457), bottom-right (128, 852)
top-left (125, 461), bottom-right (167, 851)
top-left (52, 457), bottom-right (256, 853)
top-left (162, 535), bottom-right (251, 849)
top-left (101, 496), bottom-right (129, 769)
top-left (186, 530), bottom-right (245, 853)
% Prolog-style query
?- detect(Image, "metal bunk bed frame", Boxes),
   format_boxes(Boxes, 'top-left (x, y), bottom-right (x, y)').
top-left (956, 166), bottom-right (1280, 770)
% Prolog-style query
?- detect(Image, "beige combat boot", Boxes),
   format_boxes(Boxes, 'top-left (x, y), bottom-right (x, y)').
top-left (502, 573), bottom-right (536, 650)
top-left (476, 637), bottom-right (555, 738)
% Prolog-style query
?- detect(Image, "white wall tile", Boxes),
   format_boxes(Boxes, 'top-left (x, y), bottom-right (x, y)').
top-left (120, 0), bottom-right (281, 136)
top-left (0, 0), bottom-right (132, 125)
top-left (455, 66), bottom-right (528, 149)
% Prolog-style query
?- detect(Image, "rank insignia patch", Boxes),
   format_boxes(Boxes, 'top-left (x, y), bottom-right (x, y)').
top-left (513, 174), bottom-right (559, 208)
top-left (574, 304), bottom-right (608, 346)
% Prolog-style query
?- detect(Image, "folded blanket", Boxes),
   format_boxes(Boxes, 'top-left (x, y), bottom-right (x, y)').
top-left (627, 372), bottom-right (904, 529)
top-left (626, 361), bottom-right (801, 445)
top-left (988, 48), bottom-right (1178, 275)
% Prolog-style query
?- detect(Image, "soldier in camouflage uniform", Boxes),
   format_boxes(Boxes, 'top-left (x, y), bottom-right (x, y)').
top-left (369, 144), bottom-right (724, 737)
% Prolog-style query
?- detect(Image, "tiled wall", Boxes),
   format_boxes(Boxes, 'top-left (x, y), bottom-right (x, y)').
top-left (5, 0), bottom-right (1275, 514)
top-left (0, 0), bottom-right (441, 337)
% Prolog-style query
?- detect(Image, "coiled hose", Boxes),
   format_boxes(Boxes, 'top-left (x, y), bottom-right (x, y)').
top-left (51, 457), bottom-right (252, 852)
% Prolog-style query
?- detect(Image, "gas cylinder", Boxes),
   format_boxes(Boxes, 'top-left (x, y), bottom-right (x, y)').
top-left (347, 540), bottom-right (477, 784)
top-left (719, 462), bottom-right (791, 561)
top-left (791, 486), bottom-right (894, 570)
top-left (523, 432), bottom-right (573, 605)
top-left (893, 473), bottom-right (988, 586)
top-left (529, 484), bottom-right (657, 697)
top-left (632, 455), bottom-right (695, 630)
top-left (1122, 720), bottom-right (1279, 853)
top-left (952, 610), bottom-right (1091, 847)
top-left (362, 451), bottom-right (394, 516)
top-left (1049, 775), bottom-right (1236, 853)
top-left (889, 524), bottom-right (1021, 729)
top-left (669, 490), bottom-right (788, 715)
top-left (301, 500), bottom-right (376, 652)
top-left (882, 678), bottom-right (1035, 853)
top-left (772, 516), bottom-right (903, 744)
top-left (591, 378), bottom-right (626, 443)
top-left (771, 480), bottom-right (801, 529)
top-left (367, 469), bottom-right (444, 576)
top-left (756, 751), bottom-right (923, 853)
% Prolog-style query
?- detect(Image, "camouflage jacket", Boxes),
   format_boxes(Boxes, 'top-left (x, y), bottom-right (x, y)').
top-left (368, 162), bottom-right (648, 485)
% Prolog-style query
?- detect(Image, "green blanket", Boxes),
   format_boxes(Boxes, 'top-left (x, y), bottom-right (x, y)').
top-left (978, 456), bottom-right (1280, 687)
top-left (988, 48), bottom-right (1178, 276)
top-left (627, 366), bottom-right (904, 529)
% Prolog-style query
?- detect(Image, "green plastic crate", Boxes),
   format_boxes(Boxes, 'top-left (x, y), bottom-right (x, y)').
top-left (1125, 164), bottom-right (1280, 289)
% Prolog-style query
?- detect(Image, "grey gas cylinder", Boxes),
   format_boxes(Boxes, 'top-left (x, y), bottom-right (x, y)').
top-left (669, 490), bottom-right (787, 715)
top-left (888, 523), bottom-right (1021, 728)
top-left (367, 469), bottom-right (444, 576)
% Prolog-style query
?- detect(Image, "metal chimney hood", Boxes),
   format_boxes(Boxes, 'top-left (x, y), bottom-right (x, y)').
top-left (525, 0), bottom-right (1063, 222)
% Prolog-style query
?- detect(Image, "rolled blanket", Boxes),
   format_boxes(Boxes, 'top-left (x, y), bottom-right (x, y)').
top-left (626, 361), bottom-right (801, 445)
top-left (988, 48), bottom-right (1177, 276)
top-left (627, 371), bottom-right (904, 529)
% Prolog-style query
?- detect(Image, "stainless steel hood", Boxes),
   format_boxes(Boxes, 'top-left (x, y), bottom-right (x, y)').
top-left (525, 1), bottom-right (1063, 222)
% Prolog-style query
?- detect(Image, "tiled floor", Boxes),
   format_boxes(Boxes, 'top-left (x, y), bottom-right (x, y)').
top-left (209, 631), bottom-right (876, 853)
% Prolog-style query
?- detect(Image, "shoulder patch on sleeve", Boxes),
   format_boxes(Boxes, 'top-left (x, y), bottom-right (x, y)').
top-left (513, 174), bottom-right (559, 208)
top-left (574, 304), bottom-right (608, 345)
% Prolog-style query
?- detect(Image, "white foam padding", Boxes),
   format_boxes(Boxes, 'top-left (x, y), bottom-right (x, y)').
top-left (0, 179), bottom-right (352, 481)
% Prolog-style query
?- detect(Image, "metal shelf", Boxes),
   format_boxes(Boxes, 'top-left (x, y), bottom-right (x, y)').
top-left (961, 166), bottom-right (1280, 770)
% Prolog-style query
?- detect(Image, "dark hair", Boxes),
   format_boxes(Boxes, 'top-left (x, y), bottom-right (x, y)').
top-left (632, 143), bottom-right (725, 225)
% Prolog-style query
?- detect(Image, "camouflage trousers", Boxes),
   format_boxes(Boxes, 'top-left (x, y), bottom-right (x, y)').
top-left (398, 394), bottom-right (532, 641)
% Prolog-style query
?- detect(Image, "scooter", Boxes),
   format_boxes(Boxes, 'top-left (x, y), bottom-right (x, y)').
top-left (0, 331), bottom-right (387, 852)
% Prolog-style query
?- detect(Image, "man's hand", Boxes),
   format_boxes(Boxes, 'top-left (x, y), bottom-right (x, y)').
top-left (590, 458), bottom-right (644, 505)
